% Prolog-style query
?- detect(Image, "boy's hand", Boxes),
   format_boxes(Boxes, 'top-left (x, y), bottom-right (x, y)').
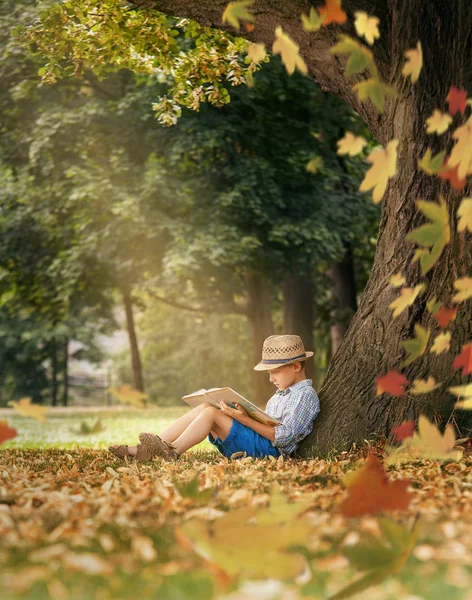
top-left (218, 401), bottom-right (249, 422)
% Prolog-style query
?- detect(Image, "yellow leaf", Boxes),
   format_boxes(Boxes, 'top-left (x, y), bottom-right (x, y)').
top-left (408, 415), bottom-right (463, 461)
top-left (7, 397), bottom-right (48, 423)
top-left (337, 132), bottom-right (367, 156)
top-left (457, 197), bottom-right (472, 233)
top-left (388, 273), bottom-right (406, 288)
top-left (449, 383), bottom-right (472, 410)
top-left (452, 276), bottom-right (472, 303)
top-left (425, 109), bottom-right (453, 134)
top-left (272, 26), bottom-right (307, 76)
top-left (306, 156), bottom-right (323, 173)
top-left (359, 139), bottom-right (398, 204)
top-left (409, 377), bottom-right (440, 395)
top-left (108, 384), bottom-right (148, 408)
top-left (353, 78), bottom-right (398, 113)
top-left (389, 283), bottom-right (426, 319)
top-left (430, 331), bottom-right (451, 354)
top-left (448, 116), bottom-right (472, 180)
top-left (222, 0), bottom-right (254, 30)
top-left (301, 7), bottom-right (326, 32)
top-left (354, 11), bottom-right (380, 45)
top-left (402, 41), bottom-right (422, 83)
top-left (246, 42), bottom-right (266, 64)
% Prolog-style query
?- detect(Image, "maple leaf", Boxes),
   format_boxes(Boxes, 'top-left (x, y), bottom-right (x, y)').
top-left (438, 159), bottom-right (467, 191)
top-left (337, 453), bottom-right (413, 518)
top-left (452, 276), bottom-right (472, 303)
top-left (432, 305), bottom-right (458, 329)
top-left (389, 283), bottom-right (426, 318)
top-left (430, 331), bottom-right (451, 354)
top-left (425, 110), bottom-right (452, 134)
top-left (0, 420), bottom-right (17, 445)
top-left (457, 197), bottom-right (472, 233)
top-left (337, 132), bottom-right (367, 156)
top-left (306, 156), bottom-right (323, 173)
top-left (400, 325), bottom-right (430, 367)
top-left (449, 383), bottom-right (472, 410)
top-left (388, 272), bottom-right (406, 288)
top-left (375, 370), bottom-right (408, 397)
top-left (354, 11), bottom-right (380, 45)
top-left (452, 343), bottom-right (472, 376)
top-left (418, 148), bottom-right (446, 175)
top-left (446, 85), bottom-right (468, 115)
top-left (402, 41), bottom-right (422, 83)
top-left (409, 376), bottom-right (440, 395)
top-left (272, 27), bottom-right (307, 76)
top-left (353, 78), bottom-right (398, 113)
top-left (245, 42), bottom-right (266, 64)
top-left (318, 0), bottom-right (347, 25)
top-left (359, 139), bottom-right (399, 204)
top-left (108, 384), bottom-right (148, 408)
top-left (330, 35), bottom-right (377, 78)
top-left (405, 195), bottom-right (450, 276)
top-left (392, 421), bottom-right (415, 441)
top-left (301, 7), bottom-right (326, 32)
top-left (447, 116), bottom-right (472, 180)
top-left (426, 296), bottom-right (443, 314)
top-left (7, 397), bottom-right (48, 423)
top-left (222, 1), bottom-right (254, 30)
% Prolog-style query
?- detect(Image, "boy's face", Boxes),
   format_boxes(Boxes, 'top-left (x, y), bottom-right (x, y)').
top-left (268, 362), bottom-right (303, 391)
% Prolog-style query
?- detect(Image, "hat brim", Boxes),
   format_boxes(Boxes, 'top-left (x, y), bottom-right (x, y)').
top-left (253, 352), bottom-right (314, 371)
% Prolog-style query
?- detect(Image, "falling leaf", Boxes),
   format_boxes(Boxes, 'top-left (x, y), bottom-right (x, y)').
top-left (405, 195), bottom-right (450, 276)
top-left (222, 0), bottom-right (254, 30)
top-left (425, 110), bottom-right (453, 135)
top-left (352, 78), bottom-right (398, 113)
top-left (306, 156), bottom-right (323, 173)
top-left (301, 7), bottom-right (326, 31)
top-left (432, 306), bottom-right (458, 329)
top-left (354, 11), bottom-right (380, 45)
top-left (418, 148), bottom-right (446, 175)
top-left (447, 116), bottom-right (472, 180)
top-left (375, 370), bottom-right (408, 397)
top-left (246, 42), bottom-right (266, 64)
top-left (244, 22), bottom-right (254, 32)
top-left (318, 0), bottom-right (347, 25)
top-left (337, 453), bottom-right (413, 518)
top-left (173, 475), bottom-right (218, 505)
top-left (7, 397), bottom-right (48, 423)
top-left (108, 385), bottom-right (148, 408)
top-left (452, 343), bottom-right (472, 376)
top-left (449, 383), bottom-right (472, 410)
top-left (0, 420), bottom-right (17, 445)
top-left (457, 197), bottom-right (472, 233)
top-left (426, 296), bottom-right (443, 314)
top-left (452, 276), bottom-right (472, 303)
top-left (389, 283), bottom-right (426, 318)
top-left (402, 41), bottom-right (422, 83)
top-left (400, 324), bottom-right (430, 367)
top-left (388, 273), bottom-right (406, 287)
top-left (359, 139), bottom-right (399, 204)
top-left (272, 26), bottom-right (307, 75)
top-left (392, 421), bottom-right (416, 441)
top-left (131, 536), bottom-right (158, 562)
top-left (337, 132), bottom-right (367, 156)
top-left (446, 86), bottom-right (468, 116)
top-left (330, 35), bottom-right (378, 78)
top-left (431, 331), bottom-right (451, 354)
top-left (438, 159), bottom-right (467, 191)
top-left (409, 377), bottom-right (440, 395)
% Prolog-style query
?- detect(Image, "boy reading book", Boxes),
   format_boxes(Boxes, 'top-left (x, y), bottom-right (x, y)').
top-left (108, 334), bottom-right (321, 461)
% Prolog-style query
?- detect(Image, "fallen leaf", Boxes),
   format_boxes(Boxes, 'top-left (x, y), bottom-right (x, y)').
top-left (0, 420), bottom-right (17, 445)
top-left (392, 421), bottom-right (415, 441)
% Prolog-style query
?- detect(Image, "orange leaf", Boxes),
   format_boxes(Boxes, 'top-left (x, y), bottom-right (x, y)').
top-left (453, 343), bottom-right (472, 376)
top-left (338, 453), bottom-right (413, 517)
top-left (392, 421), bottom-right (415, 441)
top-left (438, 159), bottom-right (467, 191)
top-left (432, 305), bottom-right (458, 329)
top-left (244, 23), bottom-right (254, 32)
top-left (0, 420), bottom-right (17, 445)
top-left (318, 0), bottom-right (347, 25)
top-left (375, 370), bottom-right (408, 396)
top-left (446, 85), bottom-right (467, 116)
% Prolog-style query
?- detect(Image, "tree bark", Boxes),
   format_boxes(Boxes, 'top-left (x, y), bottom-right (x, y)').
top-left (133, 0), bottom-right (472, 453)
top-left (283, 272), bottom-right (315, 381)
top-left (246, 271), bottom-right (276, 406)
top-left (327, 241), bottom-right (358, 358)
top-left (122, 285), bottom-right (145, 392)
top-left (62, 337), bottom-right (69, 407)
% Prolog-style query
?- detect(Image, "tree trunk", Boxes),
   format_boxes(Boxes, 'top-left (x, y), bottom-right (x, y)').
top-left (246, 271), bottom-right (276, 407)
top-left (51, 339), bottom-right (58, 407)
top-left (122, 285), bottom-right (145, 392)
top-left (327, 241), bottom-right (358, 359)
top-left (283, 272), bottom-right (315, 381)
top-left (62, 337), bottom-right (69, 407)
top-left (134, 0), bottom-right (472, 453)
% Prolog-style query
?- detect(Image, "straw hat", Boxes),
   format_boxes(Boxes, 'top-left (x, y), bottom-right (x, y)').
top-left (254, 334), bottom-right (314, 371)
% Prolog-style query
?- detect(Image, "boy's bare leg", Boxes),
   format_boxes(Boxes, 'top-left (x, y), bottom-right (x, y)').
top-left (171, 408), bottom-right (233, 455)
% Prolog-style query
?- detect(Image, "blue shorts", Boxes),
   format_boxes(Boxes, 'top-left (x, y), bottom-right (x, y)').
top-left (208, 419), bottom-right (281, 459)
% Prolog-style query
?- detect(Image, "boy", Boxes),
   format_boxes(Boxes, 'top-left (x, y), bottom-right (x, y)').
top-left (108, 334), bottom-right (320, 461)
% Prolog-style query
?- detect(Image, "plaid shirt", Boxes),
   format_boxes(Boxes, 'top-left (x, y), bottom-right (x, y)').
top-left (265, 379), bottom-right (320, 457)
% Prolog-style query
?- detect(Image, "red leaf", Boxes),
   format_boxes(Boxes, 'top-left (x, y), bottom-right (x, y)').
top-left (446, 86), bottom-right (467, 115)
top-left (375, 370), bottom-right (409, 396)
top-left (392, 420), bottom-right (416, 441)
top-left (244, 23), bottom-right (254, 32)
top-left (433, 305), bottom-right (458, 329)
top-left (338, 453), bottom-right (413, 518)
top-left (0, 420), bottom-right (17, 445)
top-left (318, 0), bottom-right (347, 25)
top-left (438, 158), bottom-right (467, 190)
top-left (453, 343), bottom-right (472, 376)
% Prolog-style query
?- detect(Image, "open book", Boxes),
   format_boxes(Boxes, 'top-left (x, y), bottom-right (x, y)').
top-left (181, 387), bottom-right (282, 427)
